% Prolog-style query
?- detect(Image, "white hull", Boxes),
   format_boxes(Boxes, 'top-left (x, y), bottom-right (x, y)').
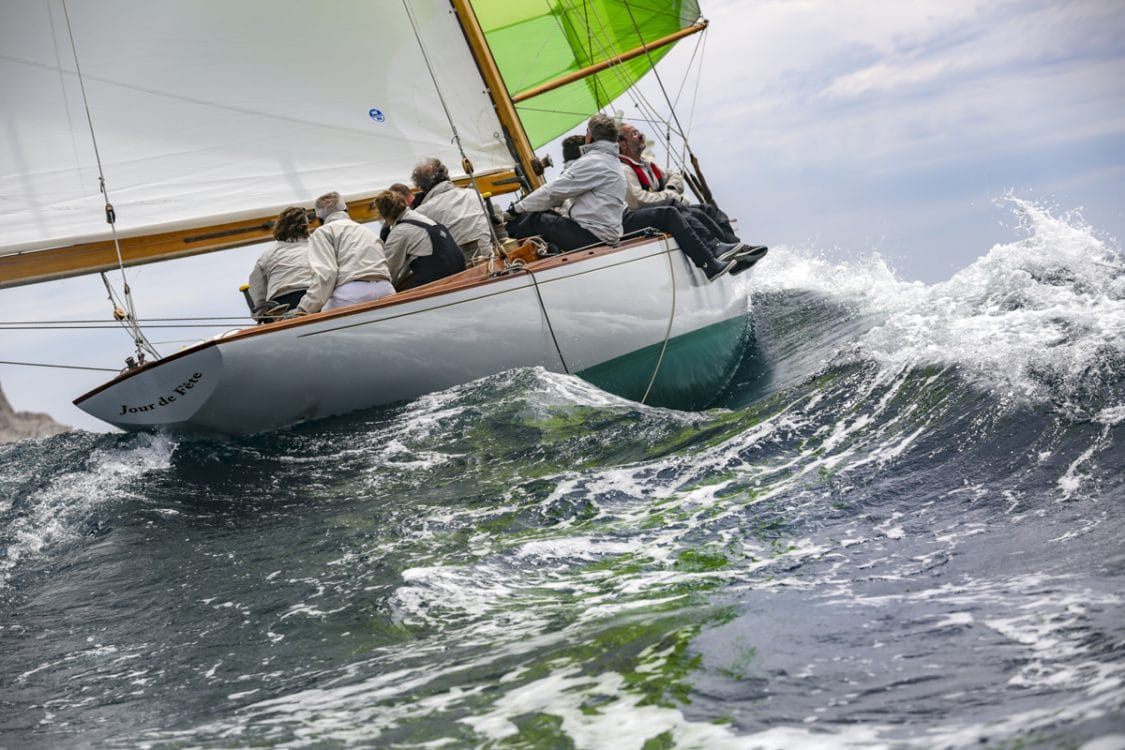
top-left (75, 237), bottom-right (752, 436)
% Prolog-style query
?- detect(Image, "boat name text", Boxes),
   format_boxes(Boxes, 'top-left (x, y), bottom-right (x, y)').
top-left (118, 372), bottom-right (203, 415)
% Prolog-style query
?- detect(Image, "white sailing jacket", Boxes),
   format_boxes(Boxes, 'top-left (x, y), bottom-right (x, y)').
top-left (298, 212), bottom-right (391, 313)
top-left (247, 239), bottom-right (315, 307)
top-left (414, 180), bottom-right (491, 258)
top-left (382, 208), bottom-right (436, 285)
top-left (513, 140), bottom-right (625, 245)
top-left (619, 154), bottom-right (689, 210)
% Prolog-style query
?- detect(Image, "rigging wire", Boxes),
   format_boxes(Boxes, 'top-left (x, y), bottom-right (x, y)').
top-left (619, 0), bottom-right (693, 149)
top-left (680, 25), bottom-right (708, 166)
top-left (402, 0), bottom-right (502, 256)
top-left (612, 28), bottom-right (711, 200)
top-left (546, 2), bottom-right (701, 401)
top-left (536, 0), bottom-right (717, 212)
top-left (554, 0), bottom-right (703, 182)
top-left (528, 0), bottom-right (706, 191)
top-left (666, 20), bottom-right (707, 166)
top-left (60, 1), bottom-right (159, 364)
top-left (671, 20), bottom-right (707, 111)
top-left (617, 0), bottom-right (719, 204)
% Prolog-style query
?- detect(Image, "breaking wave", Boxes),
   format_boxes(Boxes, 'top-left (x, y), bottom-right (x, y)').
top-left (1, 199), bottom-right (1122, 749)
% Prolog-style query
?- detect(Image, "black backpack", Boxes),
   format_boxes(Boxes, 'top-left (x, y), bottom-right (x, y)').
top-left (396, 218), bottom-right (467, 285)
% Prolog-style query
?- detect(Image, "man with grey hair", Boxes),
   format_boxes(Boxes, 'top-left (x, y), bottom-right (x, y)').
top-left (410, 158), bottom-right (492, 264)
top-left (296, 191), bottom-right (395, 314)
top-left (504, 113), bottom-right (625, 251)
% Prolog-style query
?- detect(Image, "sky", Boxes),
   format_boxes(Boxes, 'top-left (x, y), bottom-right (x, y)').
top-left (2, 0), bottom-right (1124, 431)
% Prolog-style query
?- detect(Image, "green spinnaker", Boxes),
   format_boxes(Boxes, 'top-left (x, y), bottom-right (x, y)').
top-left (470, 0), bottom-right (702, 146)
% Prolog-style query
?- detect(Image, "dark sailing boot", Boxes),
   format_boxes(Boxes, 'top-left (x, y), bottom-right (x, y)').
top-left (704, 257), bottom-right (737, 280)
top-left (730, 246), bottom-right (769, 275)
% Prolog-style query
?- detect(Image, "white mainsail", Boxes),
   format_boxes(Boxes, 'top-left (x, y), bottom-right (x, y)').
top-left (1, 0), bottom-right (512, 255)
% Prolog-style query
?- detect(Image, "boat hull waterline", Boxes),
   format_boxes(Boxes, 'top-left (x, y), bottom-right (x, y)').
top-left (75, 238), bottom-right (752, 436)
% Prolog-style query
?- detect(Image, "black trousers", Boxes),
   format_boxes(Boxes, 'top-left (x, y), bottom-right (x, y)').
top-left (686, 203), bottom-right (738, 244)
top-left (271, 289), bottom-right (306, 309)
top-left (507, 211), bottom-right (600, 252)
top-left (623, 205), bottom-right (716, 270)
top-left (646, 198), bottom-right (737, 244)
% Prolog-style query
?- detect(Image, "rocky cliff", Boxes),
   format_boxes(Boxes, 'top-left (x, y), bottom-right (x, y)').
top-left (0, 383), bottom-right (71, 443)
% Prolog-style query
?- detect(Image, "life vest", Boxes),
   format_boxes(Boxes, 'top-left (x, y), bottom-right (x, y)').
top-left (620, 157), bottom-right (664, 191)
top-left (396, 217), bottom-right (466, 285)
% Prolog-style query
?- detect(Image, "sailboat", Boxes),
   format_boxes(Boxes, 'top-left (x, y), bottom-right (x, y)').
top-left (2, 0), bottom-right (757, 436)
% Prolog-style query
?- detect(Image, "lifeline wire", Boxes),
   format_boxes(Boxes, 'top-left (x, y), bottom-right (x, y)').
top-left (0, 324), bottom-right (247, 330)
top-left (0, 360), bottom-right (118, 373)
top-left (0, 317), bottom-right (252, 325)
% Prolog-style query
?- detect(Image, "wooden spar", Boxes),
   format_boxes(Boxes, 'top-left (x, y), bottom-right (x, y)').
top-left (0, 171), bottom-right (522, 290)
top-left (449, 0), bottom-right (543, 191)
top-left (511, 21), bottom-right (708, 104)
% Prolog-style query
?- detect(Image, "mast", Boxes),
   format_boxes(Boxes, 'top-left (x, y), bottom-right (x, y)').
top-left (449, 0), bottom-right (544, 191)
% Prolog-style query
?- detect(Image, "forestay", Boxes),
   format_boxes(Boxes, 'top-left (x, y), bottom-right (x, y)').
top-left (1, 0), bottom-right (511, 256)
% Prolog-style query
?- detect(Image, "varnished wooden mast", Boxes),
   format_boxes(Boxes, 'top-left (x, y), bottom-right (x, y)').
top-left (449, 0), bottom-right (543, 192)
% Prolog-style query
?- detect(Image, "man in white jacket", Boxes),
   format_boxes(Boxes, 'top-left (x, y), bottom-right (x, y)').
top-left (618, 124), bottom-right (742, 242)
top-left (410, 159), bottom-right (493, 264)
top-left (618, 123), bottom-right (766, 271)
top-left (505, 114), bottom-right (625, 251)
top-left (296, 192), bottom-right (395, 314)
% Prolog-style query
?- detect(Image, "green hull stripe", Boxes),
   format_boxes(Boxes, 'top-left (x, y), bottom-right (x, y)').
top-left (577, 315), bottom-right (750, 410)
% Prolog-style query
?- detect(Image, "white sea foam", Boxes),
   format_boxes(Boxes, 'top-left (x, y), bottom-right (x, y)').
top-left (0, 434), bottom-right (175, 589)
top-left (460, 667), bottom-right (809, 750)
top-left (755, 198), bottom-right (1125, 404)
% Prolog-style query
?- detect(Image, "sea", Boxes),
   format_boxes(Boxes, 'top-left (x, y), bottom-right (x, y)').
top-left (2, 200), bottom-right (1123, 749)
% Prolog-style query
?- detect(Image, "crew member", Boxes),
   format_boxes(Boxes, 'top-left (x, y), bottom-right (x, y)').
top-left (296, 192), bottom-right (394, 313)
top-left (504, 113), bottom-right (625, 251)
